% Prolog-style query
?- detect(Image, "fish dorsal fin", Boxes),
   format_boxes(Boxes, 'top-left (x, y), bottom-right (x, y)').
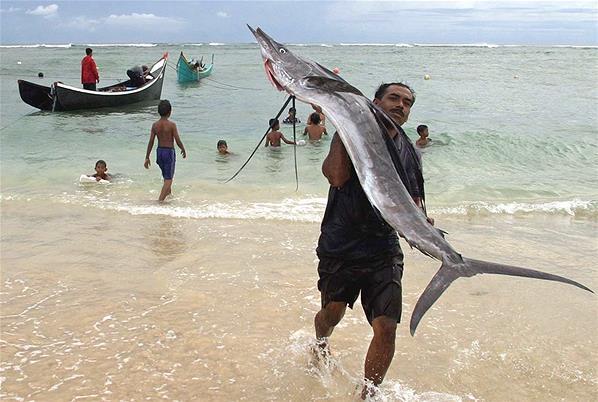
top-left (301, 76), bottom-right (363, 96)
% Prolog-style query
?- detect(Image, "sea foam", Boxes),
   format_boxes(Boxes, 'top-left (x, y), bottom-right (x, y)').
top-left (4, 194), bottom-right (593, 222)
top-left (85, 43), bottom-right (157, 47)
top-left (0, 43), bottom-right (72, 48)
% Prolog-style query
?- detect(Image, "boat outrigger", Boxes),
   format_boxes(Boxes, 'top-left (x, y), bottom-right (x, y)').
top-left (17, 53), bottom-right (168, 111)
top-left (176, 51), bottom-right (214, 83)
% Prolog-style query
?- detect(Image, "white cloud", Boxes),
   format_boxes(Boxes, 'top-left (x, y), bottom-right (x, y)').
top-left (217, 11), bottom-right (229, 18)
top-left (105, 13), bottom-right (179, 27)
top-left (26, 4), bottom-right (58, 18)
top-left (0, 7), bottom-right (22, 13)
top-left (57, 13), bottom-right (185, 33)
top-left (59, 16), bottom-right (101, 32)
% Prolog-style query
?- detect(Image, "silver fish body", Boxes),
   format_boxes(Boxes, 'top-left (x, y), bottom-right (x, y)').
top-left (249, 26), bottom-right (593, 335)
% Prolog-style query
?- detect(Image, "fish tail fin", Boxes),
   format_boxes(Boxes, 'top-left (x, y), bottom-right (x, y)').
top-left (409, 256), bottom-right (593, 336)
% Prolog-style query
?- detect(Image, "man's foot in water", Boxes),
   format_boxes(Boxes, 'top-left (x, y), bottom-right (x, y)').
top-left (360, 380), bottom-right (379, 400)
top-left (309, 337), bottom-right (331, 368)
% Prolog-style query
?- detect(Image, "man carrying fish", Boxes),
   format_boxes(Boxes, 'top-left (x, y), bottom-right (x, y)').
top-left (247, 25), bottom-right (592, 399)
top-left (314, 82), bottom-right (424, 397)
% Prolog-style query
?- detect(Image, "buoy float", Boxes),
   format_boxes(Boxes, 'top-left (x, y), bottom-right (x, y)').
top-left (17, 61), bottom-right (22, 65)
top-left (424, 74), bottom-right (431, 80)
top-left (38, 72), bottom-right (44, 78)
top-left (332, 67), bottom-right (340, 74)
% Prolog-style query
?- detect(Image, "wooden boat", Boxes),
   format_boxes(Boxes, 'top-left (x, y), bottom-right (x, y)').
top-left (17, 53), bottom-right (168, 111)
top-left (176, 51), bottom-right (213, 83)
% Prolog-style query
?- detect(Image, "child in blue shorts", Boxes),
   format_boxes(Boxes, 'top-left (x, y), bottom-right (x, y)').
top-left (144, 100), bottom-right (187, 202)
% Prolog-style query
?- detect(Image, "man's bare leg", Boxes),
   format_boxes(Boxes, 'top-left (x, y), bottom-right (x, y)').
top-left (361, 315), bottom-right (397, 399)
top-left (314, 301), bottom-right (347, 356)
top-left (159, 179), bottom-right (172, 202)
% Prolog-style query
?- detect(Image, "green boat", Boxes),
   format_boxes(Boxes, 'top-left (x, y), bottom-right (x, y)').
top-left (176, 51), bottom-right (214, 83)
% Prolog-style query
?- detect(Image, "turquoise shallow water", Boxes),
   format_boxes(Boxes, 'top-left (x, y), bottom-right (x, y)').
top-left (1, 43), bottom-right (597, 401)
top-left (1, 43), bottom-right (597, 219)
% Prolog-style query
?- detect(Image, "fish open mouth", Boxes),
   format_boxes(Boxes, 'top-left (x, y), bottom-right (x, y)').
top-left (264, 59), bottom-right (285, 92)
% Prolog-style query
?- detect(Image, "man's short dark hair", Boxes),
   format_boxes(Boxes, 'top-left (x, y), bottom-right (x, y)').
top-left (95, 159), bottom-right (106, 168)
top-left (417, 125), bottom-right (428, 134)
top-left (374, 82), bottom-right (416, 105)
top-left (217, 140), bottom-right (227, 148)
top-left (158, 100), bottom-right (171, 117)
top-left (309, 112), bottom-right (321, 125)
top-left (85, 47), bottom-right (93, 56)
top-left (269, 118), bottom-right (279, 128)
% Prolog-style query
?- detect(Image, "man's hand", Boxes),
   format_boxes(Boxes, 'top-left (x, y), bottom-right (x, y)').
top-left (144, 158), bottom-right (151, 169)
top-left (427, 216), bottom-right (435, 226)
top-left (181, 149), bottom-right (187, 158)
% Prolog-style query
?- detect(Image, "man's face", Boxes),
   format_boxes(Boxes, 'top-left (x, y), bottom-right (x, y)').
top-left (373, 85), bottom-right (414, 126)
top-left (218, 145), bottom-right (228, 154)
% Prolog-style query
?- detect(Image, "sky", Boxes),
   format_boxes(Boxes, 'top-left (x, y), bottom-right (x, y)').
top-left (1, 0), bottom-right (597, 45)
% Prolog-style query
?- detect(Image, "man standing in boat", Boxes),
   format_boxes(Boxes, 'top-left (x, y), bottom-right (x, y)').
top-left (81, 47), bottom-right (99, 91)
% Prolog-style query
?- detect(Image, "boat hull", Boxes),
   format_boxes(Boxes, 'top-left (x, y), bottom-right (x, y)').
top-left (17, 80), bottom-right (54, 111)
top-left (176, 52), bottom-right (213, 83)
top-left (17, 53), bottom-right (168, 111)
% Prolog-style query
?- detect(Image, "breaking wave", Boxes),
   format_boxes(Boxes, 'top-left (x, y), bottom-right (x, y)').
top-left (85, 43), bottom-right (157, 47)
top-left (2, 194), bottom-right (595, 222)
top-left (0, 43), bottom-right (72, 48)
top-left (432, 199), bottom-right (597, 217)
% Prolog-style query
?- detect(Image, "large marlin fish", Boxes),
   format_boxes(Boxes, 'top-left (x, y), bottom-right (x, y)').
top-left (248, 26), bottom-right (593, 335)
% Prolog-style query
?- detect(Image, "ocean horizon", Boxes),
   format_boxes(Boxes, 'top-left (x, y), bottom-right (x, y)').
top-left (2, 42), bottom-right (598, 49)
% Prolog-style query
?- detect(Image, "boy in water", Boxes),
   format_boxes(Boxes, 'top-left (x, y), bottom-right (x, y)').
top-left (264, 118), bottom-right (296, 147)
top-left (303, 112), bottom-right (328, 141)
top-left (416, 124), bottom-right (431, 147)
top-left (217, 139), bottom-right (231, 155)
top-left (144, 100), bottom-right (187, 202)
top-left (283, 107), bottom-right (301, 124)
top-left (89, 159), bottom-right (111, 181)
top-left (307, 104), bottom-right (326, 126)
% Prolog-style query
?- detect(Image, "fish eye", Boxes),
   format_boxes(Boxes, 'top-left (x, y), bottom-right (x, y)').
top-left (279, 48), bottom-right (287, 54)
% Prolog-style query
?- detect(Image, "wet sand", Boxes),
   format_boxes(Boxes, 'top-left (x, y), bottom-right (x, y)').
top-left (1, 200), bottom-right (596, 401)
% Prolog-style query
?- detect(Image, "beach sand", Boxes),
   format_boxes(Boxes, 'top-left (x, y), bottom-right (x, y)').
top-left (1, 199), bottom-right (596, 400)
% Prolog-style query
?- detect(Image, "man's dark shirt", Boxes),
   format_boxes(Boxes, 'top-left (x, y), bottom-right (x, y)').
top-left (316, 127), bottom-right (423, 261)
top-left (127, 65), bottom-right (145, 87)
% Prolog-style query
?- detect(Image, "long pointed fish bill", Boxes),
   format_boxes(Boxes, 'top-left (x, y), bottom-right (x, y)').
top-left (248, 26), bottom-right (289, 91)
top-left (248, 25), bottom-right (351, 95)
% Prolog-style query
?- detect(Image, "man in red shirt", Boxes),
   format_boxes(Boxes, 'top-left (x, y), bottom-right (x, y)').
top-left (81, 47), bottom-right (99, 91)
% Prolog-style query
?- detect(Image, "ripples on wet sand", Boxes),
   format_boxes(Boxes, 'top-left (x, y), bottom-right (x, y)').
top-left (1, 200), bottom-right (596, 401)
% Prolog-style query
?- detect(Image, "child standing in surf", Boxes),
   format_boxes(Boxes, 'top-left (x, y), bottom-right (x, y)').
top-left (144, 100), bottom-right (187, 202)
top-left (264, 118), bottom-right (295, 147)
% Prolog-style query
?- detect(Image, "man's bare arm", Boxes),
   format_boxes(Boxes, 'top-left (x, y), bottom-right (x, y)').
top-left (281, 134), bottom-right (295, 145)
top-left (322, 132), bottom-right (351, 187)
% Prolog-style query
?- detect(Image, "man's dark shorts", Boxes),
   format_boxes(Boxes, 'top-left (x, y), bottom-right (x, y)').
top-left (156, 147), bottom-right (176, 180)
top-left (317, 254), bottom-right (404, 325)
